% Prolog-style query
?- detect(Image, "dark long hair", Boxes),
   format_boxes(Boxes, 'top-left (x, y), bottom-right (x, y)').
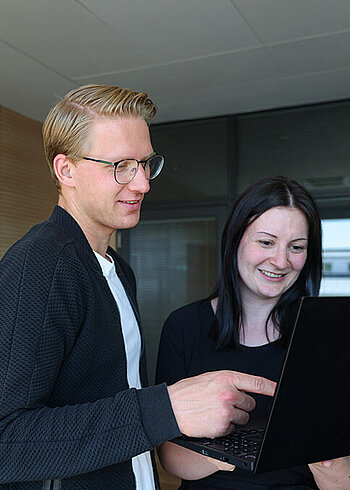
top-left (211, 176), bottom-right (322, 349)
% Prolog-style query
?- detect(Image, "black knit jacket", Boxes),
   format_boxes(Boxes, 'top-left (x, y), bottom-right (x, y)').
top-left (0, 206), bottom-right (180, 489)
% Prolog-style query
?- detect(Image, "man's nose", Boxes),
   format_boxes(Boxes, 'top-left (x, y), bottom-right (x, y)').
top-left (128, 165), bottom-right (150, 194)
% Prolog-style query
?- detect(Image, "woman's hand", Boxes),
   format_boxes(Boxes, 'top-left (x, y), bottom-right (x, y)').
top-left (157, 442), bottom-right (235, 480)
top-left (309, 456), bottom-right (350, 490)
top-left (204, 456), bottom-right (235, 472)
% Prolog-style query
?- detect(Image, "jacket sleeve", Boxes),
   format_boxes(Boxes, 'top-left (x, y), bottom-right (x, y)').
top-left (0, 241), bottom-right (180, 483)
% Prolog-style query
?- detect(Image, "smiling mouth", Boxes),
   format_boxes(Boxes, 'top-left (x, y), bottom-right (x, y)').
top-left (259, 269), bottom-right (287, 279)
top-left (121, 200), bottom-right (139, 204)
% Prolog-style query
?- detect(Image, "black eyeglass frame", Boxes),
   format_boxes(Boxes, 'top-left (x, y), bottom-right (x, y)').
top-left (78, 153), bottom-right (164, 184)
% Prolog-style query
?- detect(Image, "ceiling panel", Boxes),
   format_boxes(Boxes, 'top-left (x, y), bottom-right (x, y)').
top-left (79, 0), bottom-right (261, 63)
top-left (146, 47), bottom-right (283, 94)
top-left (78, 46), bottom-right (283, 101)
top-left (154, 68), bottom-right (350, 122)
top-left (0, 41), bottom-right (75, 122)
top-left (233, 0), bottom-right (350, 44)
top-left (0, 0), bottom-right (148, 77)
top-left (0, 0), bottom-right (349, 123)
top-left (268, 31), bottom-right (350, 76)
top-left (74, 64), bottom-right (183, 97)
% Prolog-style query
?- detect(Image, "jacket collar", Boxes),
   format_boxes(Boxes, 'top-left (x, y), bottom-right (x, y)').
top-left (50, 205), bottom-right (92, 251)
top-left (49, 205), bottom-right (141, 324)
top-left (49, 205), bottom-right (146, 378)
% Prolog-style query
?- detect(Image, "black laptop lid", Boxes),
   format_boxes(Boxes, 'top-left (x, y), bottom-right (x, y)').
top-left (255, 296), bottom-right (350, 473)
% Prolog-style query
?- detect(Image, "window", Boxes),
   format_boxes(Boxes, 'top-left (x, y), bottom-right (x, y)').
top-left (323, 262), bottom-right (332, 274)
top-left (149, 118), bottom-right (230, 202)
top-left (238, 102), bottom-right (350, 209)
top-left (320, 219), bottom-right (350, 296)
top-left (129, 216), bottom-right (218, 382)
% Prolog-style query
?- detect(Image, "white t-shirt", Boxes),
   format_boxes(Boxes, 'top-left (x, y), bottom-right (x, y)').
top-left (94, 252), bottom-right (155, 490)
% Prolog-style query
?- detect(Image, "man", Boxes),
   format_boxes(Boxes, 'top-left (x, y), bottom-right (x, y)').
top-left (0, 84), bottom-right (275, 489)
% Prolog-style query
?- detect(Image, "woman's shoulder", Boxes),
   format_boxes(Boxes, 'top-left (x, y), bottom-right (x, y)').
top-left (163, 298), bottom-right (215, 350)
top-left (166, 297), bottom-right (213, 324)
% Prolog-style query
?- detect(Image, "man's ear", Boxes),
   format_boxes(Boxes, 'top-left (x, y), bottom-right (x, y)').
top-left (53, 154), bottom-right (76, 187)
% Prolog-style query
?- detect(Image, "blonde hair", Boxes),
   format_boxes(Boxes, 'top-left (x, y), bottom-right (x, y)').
top-left (42, 84), bottom-right (157, 191)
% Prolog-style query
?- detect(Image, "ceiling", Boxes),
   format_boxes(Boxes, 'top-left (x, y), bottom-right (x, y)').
top-left (1, 0), bottom-right (350, 124)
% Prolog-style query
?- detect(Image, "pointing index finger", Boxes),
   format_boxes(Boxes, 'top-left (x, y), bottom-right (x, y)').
top-left (230, 371), bottom-right (276, 397)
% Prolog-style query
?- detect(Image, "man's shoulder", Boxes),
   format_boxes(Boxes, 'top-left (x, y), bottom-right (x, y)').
top-left (0, 217), bottom-right (85, 300)
top-left (1, 217), bottom-right (76, 268)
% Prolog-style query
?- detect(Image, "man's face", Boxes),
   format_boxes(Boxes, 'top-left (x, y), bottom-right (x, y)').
top-left (68, 116), bottom-right (153, 235)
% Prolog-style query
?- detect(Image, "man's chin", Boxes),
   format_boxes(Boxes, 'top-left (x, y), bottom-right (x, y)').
top-left (116, 216), bottom-right (141, 230)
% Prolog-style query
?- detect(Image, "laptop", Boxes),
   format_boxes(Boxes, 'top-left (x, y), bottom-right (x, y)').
top-left (172, 296), bottom-right (350, 473)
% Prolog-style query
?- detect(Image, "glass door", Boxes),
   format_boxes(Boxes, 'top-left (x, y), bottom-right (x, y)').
top-left (128, 214), bottom-right (220, 384)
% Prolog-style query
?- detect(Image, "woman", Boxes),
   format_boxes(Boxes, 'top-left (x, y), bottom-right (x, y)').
top-left (156, 176), bottom-right (349, 490)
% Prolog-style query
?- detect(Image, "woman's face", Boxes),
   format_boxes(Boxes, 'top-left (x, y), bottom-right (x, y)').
top-left (237, 206), bottom-right (309, 303)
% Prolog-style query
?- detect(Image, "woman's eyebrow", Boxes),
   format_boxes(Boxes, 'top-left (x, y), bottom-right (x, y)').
top-left (255, 232), bottom-right (308, 241)
top-left (256, 232), bottom-right (277, 238)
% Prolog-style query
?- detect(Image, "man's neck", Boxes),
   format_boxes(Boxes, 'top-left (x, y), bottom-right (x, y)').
top-left (57, 198), bottom-right (113, 258)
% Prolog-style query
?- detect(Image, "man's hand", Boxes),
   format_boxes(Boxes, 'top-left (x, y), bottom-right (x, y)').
top-left (309, 456), bottom-right (350, 490)
top-left (167, 370), bottom-right (276, 438)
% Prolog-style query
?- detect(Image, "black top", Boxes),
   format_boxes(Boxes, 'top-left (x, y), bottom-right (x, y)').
top-left (156, 298), bottom-right (317, 490)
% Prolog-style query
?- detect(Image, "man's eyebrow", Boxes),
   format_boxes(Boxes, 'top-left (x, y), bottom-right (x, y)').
top-left (112, 151), bottom-right (155, 162)
top-left (104, 151), bottom-right (156, 163)
top-left (141, 151), bottom-right (156, 160)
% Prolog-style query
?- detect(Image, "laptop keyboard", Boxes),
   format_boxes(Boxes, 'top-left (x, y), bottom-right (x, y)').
top-left (201, 427), bottom-right (264, 461)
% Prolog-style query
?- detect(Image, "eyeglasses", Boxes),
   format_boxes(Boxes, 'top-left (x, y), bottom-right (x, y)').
top-left (79, 153), bottom-right (164, 184)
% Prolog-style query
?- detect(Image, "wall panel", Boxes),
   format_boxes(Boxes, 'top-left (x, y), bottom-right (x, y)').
top-left (0, 105), bottom-right (57, 257)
